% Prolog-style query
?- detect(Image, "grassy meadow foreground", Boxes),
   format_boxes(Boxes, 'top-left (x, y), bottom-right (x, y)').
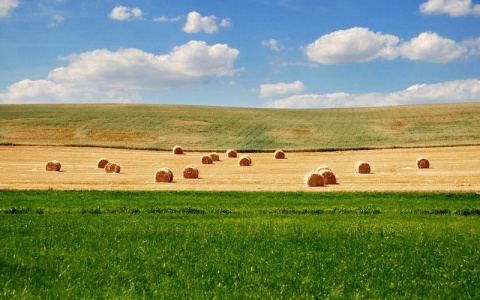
top-left (1, 190), bottom-right (479, 298)
top-left (1, 103), bottom-right (480, 298)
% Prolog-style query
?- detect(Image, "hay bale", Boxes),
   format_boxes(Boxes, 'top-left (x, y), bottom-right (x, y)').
top-left (173, 145), bottom-right (183, 155)
top-left (104, 162), bottom-right (121, 173)
top-left (97, 158), bottom-right (109, 169)
top-left (210, 152), bottom-right (220, 161)
top-left (155, 168), bottom-right (173, 183)
top-left (202, 155), bottom-right (213, 164)
top-left (226, 149), bottom-right (237, 158)
top-left (304, 172), bottom-right (324, 187)
top-left (416, 157), bottom-right (430, 169)
top-left (238, 155), bottom-right (252, 166)
top-left (45, 160), bottom-right (61, 171)
top-left (319, 169), bottom-right (336, 184)
top-left (274, 150), bottom-right (285, 159)
top-left (355, 161), bottom-right (370, 174)
top-left (183, 165), bottom-right (199, 179)
top-left (316, 165), bottom-right (331, 172)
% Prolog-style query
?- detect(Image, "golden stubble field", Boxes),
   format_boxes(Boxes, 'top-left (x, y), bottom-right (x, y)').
top-left (1, 145), bottom-right (479, 192)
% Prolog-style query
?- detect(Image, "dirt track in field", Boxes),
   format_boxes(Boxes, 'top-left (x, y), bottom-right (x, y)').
top-left (0, 145), bottom-right (479, 192)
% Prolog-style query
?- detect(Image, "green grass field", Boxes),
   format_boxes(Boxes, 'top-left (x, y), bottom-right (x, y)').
top-left (1, 191), bottom-right (479, 298)
top-left (1, 102), bottom-right (479, 151)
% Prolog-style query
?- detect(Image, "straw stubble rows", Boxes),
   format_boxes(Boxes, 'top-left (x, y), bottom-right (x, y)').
top-left (1, 145), bottom-right (479, 192)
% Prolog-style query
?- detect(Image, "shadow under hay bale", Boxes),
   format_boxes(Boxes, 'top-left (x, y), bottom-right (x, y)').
top-left (104, 162), bottom-right (121, 173)
top-left (274, 150), bottom-right (285, 159)
top-left (155, 168), bottom-right (173, 183)
top-left (238, 155), bottom-right (252, 166)
top-left (97, 158), bottom-right (109, 169)
top-left (209, 152), bottom-right (220, 161)
top-left (416, 157), bottom-right (430, 169)
top-left (304, 172), bottom-right (324, 187)
top-left (46, 160), bottom-right (61, 172)
top-left (226, 149), bottom-right (237, 158)
top-left (355, 161), bottom-right (371, 174)
top-left (173, 145), bottom-right (183, 155)
top-left (319, 169), bottom-right (337, 184)
top-left (183, 165), bottom-right (199, 179)
top-left (202, 155), bottom-right (213, 164)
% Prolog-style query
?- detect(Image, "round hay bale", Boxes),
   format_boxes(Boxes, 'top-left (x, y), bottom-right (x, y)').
top-left (209, 152), bottom-right (220, 161)
top-left (104, 162), bottom-right (121, 173)
top-left (173, 145), bottom-right (183, 155)
top-left (304, 172), bottom-right (324, 187)
top-left (155, 168), bottom-right (173, 183)
top-left (226, 149), bottom-right (237, 158)
top-left (202, 155), bottom-right (213, 165)
top-left (416, 157), bottom-right (430, 169)
top-left (238, 155), bottom-right (252, 166)
top-left (45, 160), bottom-right (61, 172)
top-left (355, 161), bottom-right (371, 174)
top-left (183, 165), bottom-right (199, 179)
top-left (319, 169), bottom-right (336, 184)
top-left (97, 158), bottom-right (109, 169)
top-left (316, 165), bottom-right (331, 172)
top-left (274, 150), bottom-right (285, 159)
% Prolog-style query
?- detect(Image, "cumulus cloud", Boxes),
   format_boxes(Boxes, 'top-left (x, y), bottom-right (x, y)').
top-left (304, 27), bottom-right (399, 64)
top-left (182, 11), bottom-right (229, 34)
top-left (399, 31), bottom-right (468, 63)
top-left (259, 81), bottom-right (306, 98)
top-left (0, 41), bottom-right (240, 103)
top-left (0, 0), bottom-right (19, 17)
top-left (261, 39), bottom-right (283, 51)
top-left (109, 6), bottom-right (143, 21)
top-left (264, 79), bottom-right (480, 108)
top-left (420, 0), bottom-right (480, 17)
top-left (464, 37), bottom-right (480, 56)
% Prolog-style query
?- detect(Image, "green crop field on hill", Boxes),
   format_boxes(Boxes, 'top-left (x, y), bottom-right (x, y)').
top-left (1, 102), bottom-right (479, 151)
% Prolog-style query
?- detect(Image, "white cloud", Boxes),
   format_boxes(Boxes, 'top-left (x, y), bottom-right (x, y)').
top-left (259, 81), bottom-right (306, 98)
top-left (464, 37), bottom-right (480, 56)
top-left (399, 31), bottom-right (468, 63)
top-left (48, 14), bottom-right (64, 27)
top-left (261, 39), bottom-right (283, 51)
top-left (152, 15), bottom-right (184, 22)
top-left (420, 0), bottom-right (480, 17)
top-left (0, 41), bottom-right (240, 103)
top-left (182, 11), bottom-right (228, 34)
top-left (304, 27), bottom-right (399, 64)
top-left (264, 79), bottom-right (480, 108)
top-left (108, 6), bottom-right (143, 21)
top-left (0, 0), bottom-right (19, 17)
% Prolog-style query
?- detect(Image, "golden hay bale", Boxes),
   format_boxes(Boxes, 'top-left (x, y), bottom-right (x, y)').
top-left (238, 155), bottom-right (252, 166)
top-left (319, 169), bottom-right (337, 184)
top-left (155, 168), bottom-right (173, 183)
top-left (274, 150), bottom-right (285, 159)
top-left (355, 161), bottom-right (371, 174)
top-left (316, 165), bottom-right (331, 172)
top-left (416, 157), bottom-right (430, 169)
top-left (226, 149), bottom-right (237, 158)
top-left (97, 158), bottom-right (109, 169)
top-left (45, 160), bottom-right (61, 172)
top-left (202, 155), bottom-right (213, 164)
top-left (209, 152), bottom-right (220, 161)
top-left (304, 172), bottom-right (324, 187)
top-left (104, 162), bottom-right (121, 173)
top-left (173, 145), bottom-right (183, 155)
top-left (183, 165), bottom-right (199, 179)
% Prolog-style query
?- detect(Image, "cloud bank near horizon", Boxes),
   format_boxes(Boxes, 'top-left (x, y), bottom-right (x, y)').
top-left (264, 79), bottom-right (480, 108)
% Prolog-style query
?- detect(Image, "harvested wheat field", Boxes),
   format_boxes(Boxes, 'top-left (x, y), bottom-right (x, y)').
top-left (0, 145), bottom-right (479, 192)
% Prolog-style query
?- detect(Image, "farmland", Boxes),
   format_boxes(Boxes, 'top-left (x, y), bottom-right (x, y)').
top-left (1, 103), bottom-right (480, 298)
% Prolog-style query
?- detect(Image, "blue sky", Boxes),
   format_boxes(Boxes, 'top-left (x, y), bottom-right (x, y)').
top-left (1, 0), bottom-right (480, 108)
